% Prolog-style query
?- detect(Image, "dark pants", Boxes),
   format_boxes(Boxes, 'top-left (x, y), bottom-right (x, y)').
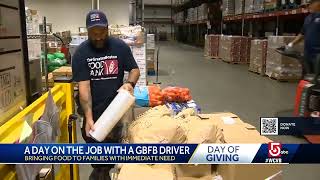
top-left (305, 54), bottom-right (319, 74)
top-left (76, 94), bottom-right (122, 180)
top-left (81, 119), bottom-right (122, 180)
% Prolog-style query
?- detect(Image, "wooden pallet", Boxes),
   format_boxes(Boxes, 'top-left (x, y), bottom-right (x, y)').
top-left (268, 76), bottom-right (299, 83)
top-left (210, 56), bottom-right (220, 60)
top-left (223, 60), bottom-right (248, 65)
top-left (248, 69), bottom-right (260, 75)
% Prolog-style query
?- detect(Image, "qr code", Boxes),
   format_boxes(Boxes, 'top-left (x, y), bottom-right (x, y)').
top-left (260, 118), bottom-right (278, 135)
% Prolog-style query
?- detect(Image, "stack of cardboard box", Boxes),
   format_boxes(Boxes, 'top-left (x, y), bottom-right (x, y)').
top-left (208, 35), bottom-right (221, 58)
top-left (109, 25), bottom-right (147, 86)
top-left (249, 39), bottom-right (268, 75)
top-left (253, 0), bottom-right (265, 12)
top-left (197, 3), bottom-right (208, 21)
top-left (42, 73), bottom-right (54, 88)
top-left (123, 107), bottom-right (282, 180)
top-left (222, 0), bottom-right (235, 16)
top-left (219, 36), bottom-right (242, 63)
top-left (219, 36), bottom-right (252, 63)
top-left (131, 45), bottom-right (147, 86)
top-left (186, 8), bottom-right (197, 23)
top-left (146, 34), bottom-right (156, 74)
top-left (240, 37), bottom-right (253, 63)
top-left (26, 9), bottom-right (41, 35)
top-left (266, 36), bottom-right (303, 81)
top-left (245, 0), bottom-right (255, 13)
top-left (235, 0), bottom-right (244, 15)
top-left (52, 66), bottom-right (72, 80)
top-left (264, 0), bottom-right (278, 11)
top-left (174, 12), bottom-right (185, 24)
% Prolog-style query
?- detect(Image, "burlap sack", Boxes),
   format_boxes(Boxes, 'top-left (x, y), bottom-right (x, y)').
top-left (118, 164), bottom-right (175, 180)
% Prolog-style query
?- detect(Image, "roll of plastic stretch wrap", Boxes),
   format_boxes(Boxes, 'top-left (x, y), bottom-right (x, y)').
top-left (89, 90), bottom-right (135, 142)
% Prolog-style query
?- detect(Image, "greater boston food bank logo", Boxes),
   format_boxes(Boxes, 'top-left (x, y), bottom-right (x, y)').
top-left (90, 13), bottom-right (100, 22)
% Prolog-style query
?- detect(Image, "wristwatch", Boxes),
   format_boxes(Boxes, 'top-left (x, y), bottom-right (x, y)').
top-left (125, 81), bottom-right (136, 88)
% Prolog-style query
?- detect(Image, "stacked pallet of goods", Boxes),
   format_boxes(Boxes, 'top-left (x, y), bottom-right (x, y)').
top-left (235, 0), bottom-right (244, 15)
top-left (264, 0), bottom-right (278, 11)
top-left (265, 36), bottom-right (304, 81)
top-left (245, 0), bottom-right (255, 13)
top-left (208, 35), bottom-right (221, 59)
top-left (222, 0), bottom-right (235, 16)
top-left (254, 0), bottom-right (264, 12)
top-left (146, 34), bottom-right (156, 75)
top-left (249, 39), bottom-right (268, 75)
top-left (197, 3), bottom-right (208, 21)
top-left (109, 25), bottom-right (147, 86)
top-left (219, 36), bottom-right (252, 64)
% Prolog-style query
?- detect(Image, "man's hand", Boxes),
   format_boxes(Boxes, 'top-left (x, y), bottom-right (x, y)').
top-left (119, 83), bottom-right (134, 94)
top-left (85, 118), bottom-right (95, 137)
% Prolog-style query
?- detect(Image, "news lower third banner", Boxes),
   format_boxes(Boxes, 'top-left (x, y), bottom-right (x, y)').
top-left (0, 144), bottom-right (319, 164)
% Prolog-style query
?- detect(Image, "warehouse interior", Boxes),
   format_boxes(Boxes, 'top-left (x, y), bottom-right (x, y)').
top-left (1, 0), bottom-right (320, 179)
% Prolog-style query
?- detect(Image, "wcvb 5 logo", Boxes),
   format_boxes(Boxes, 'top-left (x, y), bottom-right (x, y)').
top-left (268, 143), bottom-right (282, 158)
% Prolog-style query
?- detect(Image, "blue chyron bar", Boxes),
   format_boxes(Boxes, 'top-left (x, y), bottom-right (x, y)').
top-left (260, 117), bottom-right (320, 136)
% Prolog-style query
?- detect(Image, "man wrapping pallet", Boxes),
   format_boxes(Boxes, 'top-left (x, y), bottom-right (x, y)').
top-left (288, 0), bottom-right (320, 73)
top-left (72, 10), bottom-right (140, 180)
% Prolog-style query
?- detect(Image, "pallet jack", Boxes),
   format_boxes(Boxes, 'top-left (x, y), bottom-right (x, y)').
top-left (276, 47), bottom-right (320, 143)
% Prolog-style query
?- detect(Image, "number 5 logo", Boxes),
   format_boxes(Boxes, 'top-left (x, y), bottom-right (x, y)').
top-left (268, 143), bottom-right (282, 157)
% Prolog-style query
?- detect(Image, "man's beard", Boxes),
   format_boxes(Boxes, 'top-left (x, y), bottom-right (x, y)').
top-left (89, 38), bottom-right (106, 49)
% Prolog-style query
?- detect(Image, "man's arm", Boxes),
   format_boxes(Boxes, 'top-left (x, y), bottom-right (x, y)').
top-left (120, 68), bottom-right (140, 94)
top-left (79, 80), bottom-right (95, 136)
top-left (119, 41), bottom-right (141, 94)
top-left (290, 33), bottom-right (304, 47)
top-left (127, 68), bottom-right (140, 84)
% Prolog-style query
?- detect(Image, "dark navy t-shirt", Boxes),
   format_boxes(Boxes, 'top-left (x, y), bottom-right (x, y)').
top-left (72, 37), bottom-right (138, 121)
top-left (301, 13), bottom-right (320, 60)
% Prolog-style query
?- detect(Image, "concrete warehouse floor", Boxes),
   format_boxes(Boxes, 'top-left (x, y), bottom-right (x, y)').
top-left (77, 41), bottom-right (320, 180)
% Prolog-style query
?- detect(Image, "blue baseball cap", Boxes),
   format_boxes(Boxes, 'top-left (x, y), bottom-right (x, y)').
top-left (86, 10), bottom-right (108, 29)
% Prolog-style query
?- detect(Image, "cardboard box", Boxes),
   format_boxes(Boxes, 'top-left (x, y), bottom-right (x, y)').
top-left (177, 176), bottom-right (213, 180)
top-left (52, 66), bottom-right (72, 79)
top-left (202, 112), bottom-right (282, 180)
top-left (118, 164), bottom-right (175, 180)
top-left (217, 164), bottom-right (282, 180)
top-left (245, 0), bottom-right (255, 13)
top-left (200, 112), bottom-right (272, 143)
top-left (235, 0), bottom-right (244, 15)
top-left (42, 73), bottom-right (54, 87)
top-left (222, 0), bottom-right (235, 16)
top-left (175, 165), bottom-right (212, 178)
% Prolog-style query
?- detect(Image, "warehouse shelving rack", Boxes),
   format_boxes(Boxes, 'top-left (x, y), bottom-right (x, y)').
top-left (222, 7), bottom-right (310, 37)
top-left (173, 0), bottom-right (311, 46)
top-left (173, 0), bottom-right (222, 47)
